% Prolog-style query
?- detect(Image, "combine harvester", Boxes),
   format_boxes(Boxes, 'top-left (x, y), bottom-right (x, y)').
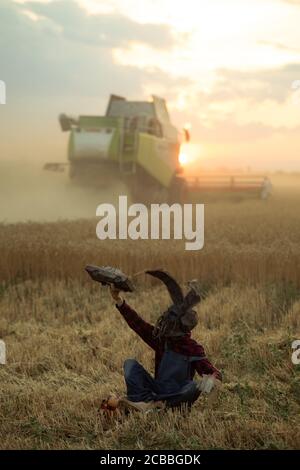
top-left (44, 94), bottom-right (271, 202)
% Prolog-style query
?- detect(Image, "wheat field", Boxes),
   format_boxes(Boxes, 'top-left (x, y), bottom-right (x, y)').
top-left (0, 180), bottom-right (300, 449)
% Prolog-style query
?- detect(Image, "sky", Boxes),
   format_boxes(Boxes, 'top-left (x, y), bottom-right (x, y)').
top-left (1, 0), bottom-right (300, 171)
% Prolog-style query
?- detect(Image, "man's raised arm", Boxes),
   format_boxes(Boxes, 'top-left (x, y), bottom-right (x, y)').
top-left (110, 285), bottom-right (159, 350)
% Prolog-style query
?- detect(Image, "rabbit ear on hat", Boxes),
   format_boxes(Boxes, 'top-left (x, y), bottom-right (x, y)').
top-left (145, 269), bottom-right (184, 305)
top-left (183, 289), bottom-right (200, 310)
top-left (182, 280), bottom-right (202, 311)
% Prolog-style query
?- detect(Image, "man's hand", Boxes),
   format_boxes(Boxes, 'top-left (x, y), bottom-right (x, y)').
top-left (197, 373), bottom-right (221, 394)
top-left (109, 285), bottom-right (123, 306)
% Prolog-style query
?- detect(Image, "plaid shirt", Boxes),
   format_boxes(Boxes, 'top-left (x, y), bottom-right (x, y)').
top-left (117, 301), bottom-right (222, 381)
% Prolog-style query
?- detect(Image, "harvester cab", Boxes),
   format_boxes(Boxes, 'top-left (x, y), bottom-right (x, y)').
top-left (46, 94), bottom-right (186, 203)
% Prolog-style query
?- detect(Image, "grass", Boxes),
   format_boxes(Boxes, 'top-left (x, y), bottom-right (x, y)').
top-left (0, 185), bottom-right (300, 449)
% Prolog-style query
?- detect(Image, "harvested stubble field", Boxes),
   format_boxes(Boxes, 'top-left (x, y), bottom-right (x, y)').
top-left (0, 185), bottom-right (300, 449)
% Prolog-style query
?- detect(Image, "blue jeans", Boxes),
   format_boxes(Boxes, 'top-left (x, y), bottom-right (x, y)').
top-left (123, 358), bottom-right (200, 408)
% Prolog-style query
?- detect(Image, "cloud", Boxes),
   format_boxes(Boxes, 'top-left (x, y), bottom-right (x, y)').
top-left (0, 0), bottom-right (190, 101)
top-left (204, 63), bottom-right (300, 105)
top-left (0, 0), bottom-right (194, 162)
top-left (167, 61), bottom-right (300, 142)
top-left (281, 0), bottom-right (300, 4)
top-left (257, 40), bottom-right (300, 53)
top-left (195, 119), bottom-right (285, 143)
top-left (24, 0), bottom-right (177, 49)
top-left (1, 0), bottom-right (299, 161)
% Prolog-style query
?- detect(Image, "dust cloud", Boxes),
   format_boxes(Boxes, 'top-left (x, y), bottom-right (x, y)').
top-left (0, 160), bottom-right (128, 223)
top-left (1, 160), bottom-right (300, 224)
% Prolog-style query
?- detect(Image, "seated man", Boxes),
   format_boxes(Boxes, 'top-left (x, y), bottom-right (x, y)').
top-left (109, 270), bottom-right (222, 412)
